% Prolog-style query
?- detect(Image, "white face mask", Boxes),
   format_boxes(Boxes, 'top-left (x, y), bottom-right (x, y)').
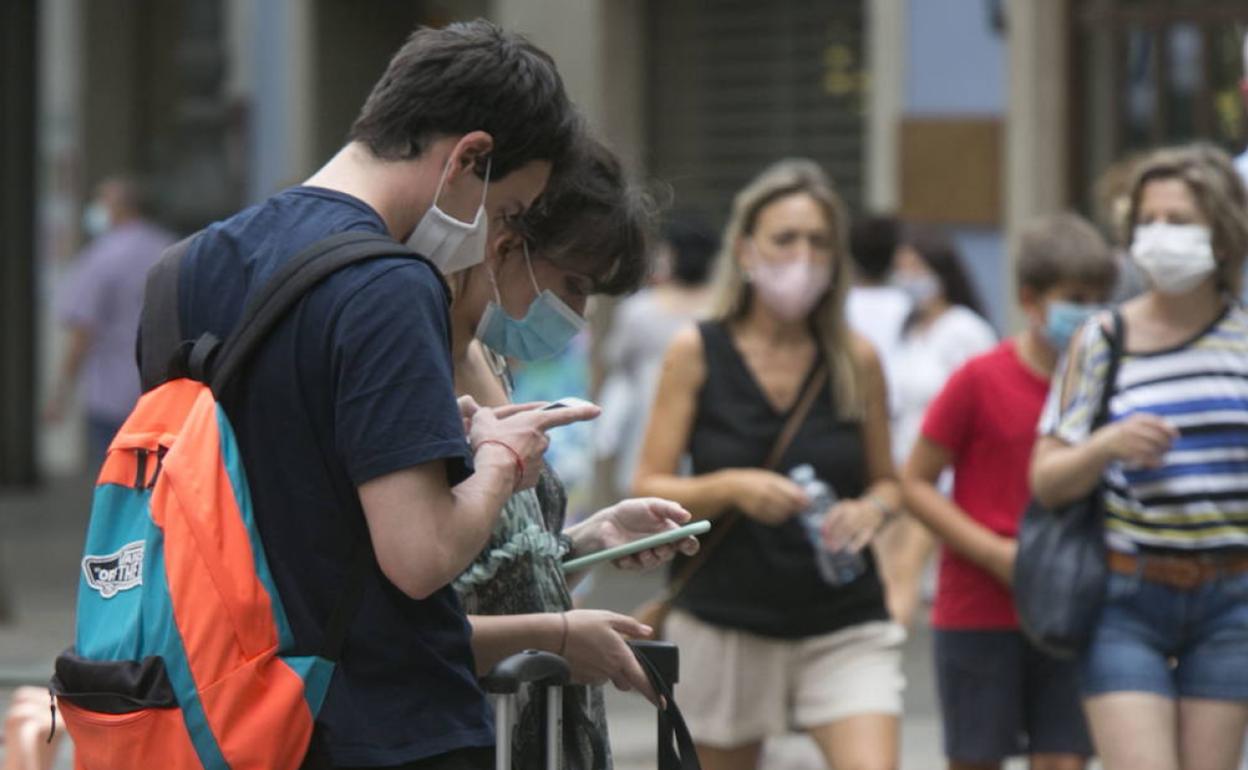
top-left (406, 155), bottom-right (491, 275)
top-left (1130, 223), bottom-right (1216, 294)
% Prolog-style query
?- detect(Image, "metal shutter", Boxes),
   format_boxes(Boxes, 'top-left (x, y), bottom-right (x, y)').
top-left (645, 0), bottom-right (867, 220)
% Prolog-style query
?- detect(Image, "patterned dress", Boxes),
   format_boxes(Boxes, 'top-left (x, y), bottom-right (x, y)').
top-left (454, 469), bottom-right (612, 770)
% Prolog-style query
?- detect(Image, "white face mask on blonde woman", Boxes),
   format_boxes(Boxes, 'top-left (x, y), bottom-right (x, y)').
top-left (747, 243), bottom-right (831, 321)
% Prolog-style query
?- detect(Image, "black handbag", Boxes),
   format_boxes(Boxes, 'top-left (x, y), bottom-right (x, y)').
top-left (1014, 310), bottom-right (1123, 659)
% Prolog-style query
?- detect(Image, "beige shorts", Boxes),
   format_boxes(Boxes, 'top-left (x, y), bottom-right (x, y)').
top-left (665, 609), bottom-right (906, 747)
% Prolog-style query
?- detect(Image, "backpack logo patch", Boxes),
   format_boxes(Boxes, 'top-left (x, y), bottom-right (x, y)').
top-left (83, 541), bottom-right (145, 599)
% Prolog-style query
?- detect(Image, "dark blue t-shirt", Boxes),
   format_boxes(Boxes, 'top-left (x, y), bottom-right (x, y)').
top-left (178, 187), bottom-right (491, 766)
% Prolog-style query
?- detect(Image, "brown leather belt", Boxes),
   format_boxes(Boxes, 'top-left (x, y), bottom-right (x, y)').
top-left (1107, 550), bottom-right (1248, 591)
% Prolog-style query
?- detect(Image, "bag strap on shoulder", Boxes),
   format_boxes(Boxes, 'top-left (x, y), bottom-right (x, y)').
top-left (1092, 310), bottom-right (1125, 430)
top-left (209, 231), bottom-right (434, 395)
top-left (138, 234), bottom-right (199, 392)
top-left (661, 364), bottom-right (830, 604)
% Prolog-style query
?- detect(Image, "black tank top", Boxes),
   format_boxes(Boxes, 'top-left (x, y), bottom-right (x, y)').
top-left (670, 321), bottom-right (889, 638)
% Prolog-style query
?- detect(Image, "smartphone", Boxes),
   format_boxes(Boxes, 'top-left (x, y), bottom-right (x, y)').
top-left (541, 397), bottom-right (597, 411)
top-left (560, 520), bottom-right (711, 573)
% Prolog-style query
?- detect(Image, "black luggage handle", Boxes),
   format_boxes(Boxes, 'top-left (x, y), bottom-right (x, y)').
top-left (481, 649), bottom-right (571, 694)
top-left (630, 641), bottom-right (701, 770)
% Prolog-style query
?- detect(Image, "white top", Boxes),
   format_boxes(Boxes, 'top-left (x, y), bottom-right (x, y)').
top-left (892, 305), bottom-right (997, 465)
top-left (1235, 148), bottom-right (1248, 193)
top-left (847, 285), bottom-right (912, 410)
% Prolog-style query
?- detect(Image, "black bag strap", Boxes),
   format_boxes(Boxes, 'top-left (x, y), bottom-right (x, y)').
top-left (1091, 310), bottom-right (1125, 430)
top-left (630, 648), bottom-right (700, 770)
top-left (209, 230), bottom-right (435, 395)
top-left (138, 234), bottom-right (199, 392)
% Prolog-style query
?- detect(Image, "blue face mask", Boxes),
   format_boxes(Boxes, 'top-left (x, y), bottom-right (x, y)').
top-left (1044, 301), bottom-right (1098, 351)
top-left (476, 244), bottom-right (587, 361)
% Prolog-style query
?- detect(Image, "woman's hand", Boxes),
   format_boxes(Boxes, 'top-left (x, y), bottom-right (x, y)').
top-left (575, 498), bottom-right (700, 571)
top-left (1090, 413), bottom-right (1179, 469)
top-left (729, 469), bottom-right (809, 525)
top-left (560, 610), bottom-right (658, 704)
top-left (823, 498), bottom-right (888, 553)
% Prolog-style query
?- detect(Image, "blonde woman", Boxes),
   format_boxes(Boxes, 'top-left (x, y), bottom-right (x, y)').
top-left (1032, 144), bottom-right (1248, 770)
top-left (634, 159), bottom-right (904, 770)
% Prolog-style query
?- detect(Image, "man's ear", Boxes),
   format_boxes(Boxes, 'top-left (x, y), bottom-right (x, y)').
top-left (445, 131), bottom-right (495, 182)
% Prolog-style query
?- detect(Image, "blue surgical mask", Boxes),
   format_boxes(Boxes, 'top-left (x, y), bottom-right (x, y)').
top-left (1044, 301), bottom-right (1098, 351)
top-left (82, 202), bottom-right (111, 238)
top-left (476, 244), bottom-right (587, 361)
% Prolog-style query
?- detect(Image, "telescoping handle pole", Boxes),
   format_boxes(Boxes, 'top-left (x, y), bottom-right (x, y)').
top-left (481, 650), bottom-right (571, 770)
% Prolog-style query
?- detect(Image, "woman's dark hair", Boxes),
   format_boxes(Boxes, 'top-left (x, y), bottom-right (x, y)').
top-left (902, 224), bottom-right (986, 334)
top-left (849, 215), bottom-right (900, 283)
top-left (663, 211), bottom-right (718, 286)
top-left (514, 137), bottom-right (654, 297)
top-left (349, 19), bottom-right (579, 179)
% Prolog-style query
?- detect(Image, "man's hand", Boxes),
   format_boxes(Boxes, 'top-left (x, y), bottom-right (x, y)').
top-left (468, 401), bottom-right (600, 490)
top-left (574, 498), bottom-right (700, 571)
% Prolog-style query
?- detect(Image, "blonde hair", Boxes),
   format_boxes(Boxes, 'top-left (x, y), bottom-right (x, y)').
top-left (707, 158), bottom-right (861, 418)
top-left (1127, 143), bottom-right (1248, 297)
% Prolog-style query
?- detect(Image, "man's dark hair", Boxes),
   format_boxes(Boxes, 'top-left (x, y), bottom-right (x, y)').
top-left (849, 215), bottom-right (900, 282)
top-left (663, 211), bottom-right (718, 287)
top-left (349, 19), bottom-right (578, 179)
top-left (516, 137), bottom-right (653, 297)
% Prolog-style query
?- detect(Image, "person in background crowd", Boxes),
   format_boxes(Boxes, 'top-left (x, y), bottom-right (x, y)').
top-left (877, 226), bottom-right (997, 626)
top-left (635, 159), bottom-right (905, 770)
top-left (903, 213), bottom-right (1117, 770)
top-left (44, 175), bottom-right (175, 467)
top-left (161, 21), bottom-right (593, 770)
top-left (595, 210), bottom-right (719, 498)
top-left (1032, 144), bottom-right (1248, 770)
top-left (452, 137), bottom-right (699, 770)
top-left (846, 214), bottom-right (910, 390)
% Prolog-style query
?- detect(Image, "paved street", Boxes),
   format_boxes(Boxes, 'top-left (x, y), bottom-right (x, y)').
top-left (0, 474), bottom-right (1027, 769)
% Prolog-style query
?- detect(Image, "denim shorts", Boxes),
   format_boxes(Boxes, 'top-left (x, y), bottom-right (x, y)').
top-left (935, 629), bottom-right (1092, 763)
top-left (1080, 566), bottom-right (1248, 700)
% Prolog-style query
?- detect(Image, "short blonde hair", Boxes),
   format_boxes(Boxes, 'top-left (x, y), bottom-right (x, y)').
top-left (707, 158), bottom-right (861, 418)
top-left (1127, 143), bottom-right (1248, 297)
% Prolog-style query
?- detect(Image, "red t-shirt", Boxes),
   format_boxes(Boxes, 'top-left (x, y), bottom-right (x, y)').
top-left (921, 339), bottom-right (1050, 629)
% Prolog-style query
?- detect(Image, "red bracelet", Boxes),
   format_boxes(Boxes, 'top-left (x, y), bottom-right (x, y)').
top-left (476, 439), bottom-right (525, 484)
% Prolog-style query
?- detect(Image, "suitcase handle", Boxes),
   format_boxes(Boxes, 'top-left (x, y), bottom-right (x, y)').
top-left (481, 649), bottom-right (571, 694)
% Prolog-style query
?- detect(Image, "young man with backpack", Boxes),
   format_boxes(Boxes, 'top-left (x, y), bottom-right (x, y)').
top-left (57, 20), bottom-right (595, 770)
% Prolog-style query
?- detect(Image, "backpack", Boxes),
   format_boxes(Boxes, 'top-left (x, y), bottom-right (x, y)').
top-left (51, 231), bottom-right (426, 770)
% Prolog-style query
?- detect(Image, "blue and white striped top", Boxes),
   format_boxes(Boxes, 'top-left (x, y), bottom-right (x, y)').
top-left (1040, 306), bottom-right (1248, 551)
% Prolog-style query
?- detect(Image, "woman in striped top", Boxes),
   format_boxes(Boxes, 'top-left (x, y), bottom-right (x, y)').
top-left (1032, 144), bottom-right (1248, 770)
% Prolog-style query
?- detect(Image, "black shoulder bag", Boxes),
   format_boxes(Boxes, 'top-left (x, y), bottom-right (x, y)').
top-left (1013, 310), bottom-right (1123, 659)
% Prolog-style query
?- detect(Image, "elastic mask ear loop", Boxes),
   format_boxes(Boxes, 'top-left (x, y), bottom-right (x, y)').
top-left (432, 153), bottom-right (491, 217)
top-left (521, 241), bottom-right (544, 297)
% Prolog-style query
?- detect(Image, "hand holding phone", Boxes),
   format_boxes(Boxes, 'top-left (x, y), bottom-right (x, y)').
top-left (561, 520), bottom-right (711, 573)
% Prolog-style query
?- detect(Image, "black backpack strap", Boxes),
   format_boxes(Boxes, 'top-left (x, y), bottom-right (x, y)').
top-left (137, 233), bottom-right (199, 392)
top-left (207, 230), bottom-right (435, 395)
top-left (630, 644), bottom-right (701, 770)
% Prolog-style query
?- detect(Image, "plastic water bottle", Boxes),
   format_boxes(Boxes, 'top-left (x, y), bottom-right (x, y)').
top-left (789, 464), bottom-right (865, 585)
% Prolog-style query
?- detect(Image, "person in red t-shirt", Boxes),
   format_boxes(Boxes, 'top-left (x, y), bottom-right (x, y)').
top-left (901, 213), bottom-right (1117, 770)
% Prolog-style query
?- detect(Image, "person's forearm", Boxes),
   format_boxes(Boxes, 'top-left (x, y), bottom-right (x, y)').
top-left (632, 470), bottom-right (738, 521)
top-left (437, 446), bottom-right (523, 578)
top-left (862, 478), bottom-right (902, 521)
top-left (902, 477), bottom-right (1010, 573)
top-left (468, 613), bottom-right (563, 675)
top-left (1030, 437), bottom-right (1112, 509)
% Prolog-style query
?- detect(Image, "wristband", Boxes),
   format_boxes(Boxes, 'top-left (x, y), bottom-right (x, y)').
top-left (557, 612), bottom-right (569, 656)
top-left (476, 439), bottom-right (525, 484)
top-left (864, 495), bottom-right (898, 524)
